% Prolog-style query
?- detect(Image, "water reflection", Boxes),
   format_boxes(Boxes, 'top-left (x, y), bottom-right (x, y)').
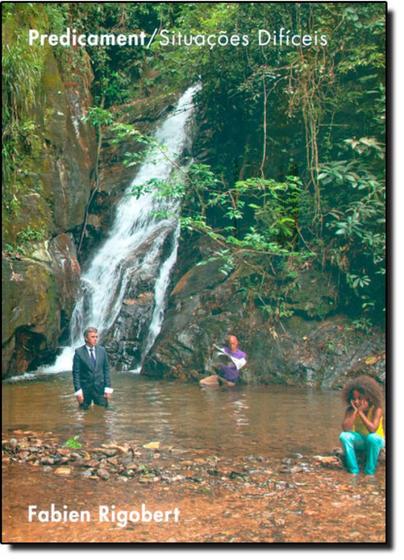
top-left (3, 372), bottom-right (344, 458)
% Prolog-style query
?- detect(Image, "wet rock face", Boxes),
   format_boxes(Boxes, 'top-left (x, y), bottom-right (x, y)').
top-left (5, 49), bottom-right (97, 247)
top-left (143, 243), bottom-right (384, 388)
top-left (106, 291), bottom-right (154, 369)
top-left (104, 277), bottom-right (156, 370)
top-left (103, 227), bottom-right (176, 371)
top-left (3, 66), bottom-right (181, 377)
top-left (2, 234), bottom-right (81, 376)
top-left (143, 257), bottom-right (233, 381)
top-left (49, 233), bottom-right (82, 314)
top-left (246, 315), bottom-right (385, 389)
top-left (2, 45), bottom-right (96, 377)
top-left (78, 91), bottom-right (181, 260)
top-left (39, 50), bottom-right (97, 233)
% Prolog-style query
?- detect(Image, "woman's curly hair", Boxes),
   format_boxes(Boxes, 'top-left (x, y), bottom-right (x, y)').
top-left (342, 375), bottom-right (384, 408)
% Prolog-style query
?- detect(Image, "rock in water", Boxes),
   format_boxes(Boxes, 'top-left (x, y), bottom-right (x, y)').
top-left (97, 469), bottom-right (110, 480)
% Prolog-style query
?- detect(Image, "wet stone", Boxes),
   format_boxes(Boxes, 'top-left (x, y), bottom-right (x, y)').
top-left (125, 463), bottom-right (138, 470)
top-left (229, 471), bottom-right (248, 480)
top-left (82, 469), bottom-right (93, 478)
top-left (121, 454), bottom-right (135, 466)
top-left (18, 451), bottom-right (30, 461)
top-left (83, 460), bottom-right (99, 468)
top-left (170, 475), bottom-right (185, 482)
top-left (56, 448), bottom-right (69, 455)
top-left (102, 449), bottom-right (117, 457)
top-left (97, 469), bottom-right (110, 480)
top-left (139, 476), bottom-right (153, 483)
top-left (54, 467), bottom-right (72, 476)
top-left (69, 453), bottom-right (82, 461)
top-left (29, 439), bottom-right (43, 446)
top-left (290, 453), bottom-right (304, 460)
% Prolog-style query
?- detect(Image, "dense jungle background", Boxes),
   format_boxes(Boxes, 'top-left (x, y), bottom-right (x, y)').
top-left (2, 2), bottom-right (386, 387)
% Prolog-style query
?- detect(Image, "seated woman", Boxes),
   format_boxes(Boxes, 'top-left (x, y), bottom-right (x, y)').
top-left (339, 375), bottom-right (385, 476)
top-left (200, 335), bottom-right (247, 387)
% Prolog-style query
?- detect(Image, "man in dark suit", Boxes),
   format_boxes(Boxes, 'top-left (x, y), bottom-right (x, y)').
top-left (72, 327), bottom-right (113, 409)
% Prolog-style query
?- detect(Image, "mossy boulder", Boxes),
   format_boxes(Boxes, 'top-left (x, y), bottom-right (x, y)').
top-left (2, 234), bottom-right (80, 377)
top-left (3, 10), bottom-right (96, 375)
top-left (2, 256), bottom-right (58, 374)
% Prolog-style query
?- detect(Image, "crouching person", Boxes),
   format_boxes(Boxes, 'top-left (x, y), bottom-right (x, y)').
top-left (339, 375), bottom-right (385, 476)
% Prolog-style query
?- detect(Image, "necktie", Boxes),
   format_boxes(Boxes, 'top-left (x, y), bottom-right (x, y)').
top-left (90, 348), bottom-right (96, 367)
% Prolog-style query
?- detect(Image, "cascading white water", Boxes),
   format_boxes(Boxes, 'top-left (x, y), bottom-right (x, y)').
top-left (137, 221), bottom-right (181, 371)
top-left (45, 85), bottom-right (199, 373)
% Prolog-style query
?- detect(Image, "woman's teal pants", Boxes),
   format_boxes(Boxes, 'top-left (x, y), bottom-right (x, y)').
top-left (339, 431), bottom-right (384, 475)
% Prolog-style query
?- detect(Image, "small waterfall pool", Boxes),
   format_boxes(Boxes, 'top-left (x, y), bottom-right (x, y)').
top-left (3, 373), bottom-right (344, 458)
top-left (47, 85), bottom-right (199, 374)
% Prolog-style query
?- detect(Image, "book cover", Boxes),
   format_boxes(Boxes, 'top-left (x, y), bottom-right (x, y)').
top-left (2, 1), bottom-right (388, 545)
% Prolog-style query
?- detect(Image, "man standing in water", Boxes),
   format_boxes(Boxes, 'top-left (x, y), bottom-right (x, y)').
top-left (72, 327), bottom-right (113, 409)
top-left (200, 335), bottom-right (247, 387)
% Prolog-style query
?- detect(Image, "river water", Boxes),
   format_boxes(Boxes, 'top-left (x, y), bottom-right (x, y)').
top-left (3, 373), bottom-right (344, 458)
top-left (3, 375), bottom-right (387, 544)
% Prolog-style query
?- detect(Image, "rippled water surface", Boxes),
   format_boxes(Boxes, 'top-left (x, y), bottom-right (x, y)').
top-left (3, 372), bottom-right (345, 457)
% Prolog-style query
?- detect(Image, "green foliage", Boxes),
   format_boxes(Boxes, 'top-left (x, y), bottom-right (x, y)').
top-left (2, 2), bottom-right (385, 325)
top-left (16, 226), bottom-right (46, 245)
top-left (68, 3), bottom-right (165, 106)
top-left (196, 250), bottom-right (235, 277)
top-left (2, 3), bottom-right (68, 233)
top-left (319, 137), bottom-right (385, 318)
top-left (351, 317), bottom-right (373, 335)
top-left (182, 167), bottom-right (311, 257)
top-left (82, 107), bottom-right (114, 128)
top-left (130, 177), bottom-right (186, 202)
top-left (5, 226), bottom-right (47, 257)
top-left (2, 12), bottom-right (44, 191)
top-left (158, 2), bottom-right (386, 324)
top-left (63, 435), bottom-right (82, 449)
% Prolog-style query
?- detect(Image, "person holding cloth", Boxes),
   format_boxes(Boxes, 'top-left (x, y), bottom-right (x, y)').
top-left (339, 375), bottom-right (385, 476)
top-left (72, 327), bottom-right (113, 409)
top-left (200, 335), bottom-right (247, 387)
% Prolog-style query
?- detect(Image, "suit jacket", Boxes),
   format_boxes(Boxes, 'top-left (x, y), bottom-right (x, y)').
top-left (72, 345), bottom-right (111, 395)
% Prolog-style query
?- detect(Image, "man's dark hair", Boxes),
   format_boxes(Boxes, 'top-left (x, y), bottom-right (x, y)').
top-left (84, 327), bottom-right (98, 338)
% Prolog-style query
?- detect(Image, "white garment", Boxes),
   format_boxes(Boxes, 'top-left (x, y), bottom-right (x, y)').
top-left (214, 344), bottom-right (247, 371)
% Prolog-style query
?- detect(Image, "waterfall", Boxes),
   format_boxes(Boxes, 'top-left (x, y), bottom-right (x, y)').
top-left (45, 85), bottom-right (199, 373)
